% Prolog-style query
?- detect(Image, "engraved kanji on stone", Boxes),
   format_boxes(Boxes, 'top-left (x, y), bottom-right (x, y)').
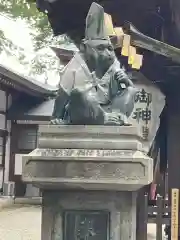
top-left (135, 89), bottom-right (152, 106)
top-left (142, 126), bottom-right (149, 140)
top-left (133, 108), bottom-right (151, 123)
top-left (77, 149), bottom-right (86, 156)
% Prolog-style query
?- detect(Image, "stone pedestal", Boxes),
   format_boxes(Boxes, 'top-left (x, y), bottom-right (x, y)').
top-left (42, 191), bottom-right (136, 240)
top-left (22, 125), bottom-right (153, 240)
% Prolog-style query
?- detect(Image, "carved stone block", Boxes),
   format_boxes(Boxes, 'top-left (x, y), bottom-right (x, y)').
top-left (22, 125), bottom-right (153, 191)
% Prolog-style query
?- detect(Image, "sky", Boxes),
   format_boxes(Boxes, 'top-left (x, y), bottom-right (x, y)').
top-left (0, 14), bottom-right (33, 49)
top-left (0, 13), bottom-right (62, 86)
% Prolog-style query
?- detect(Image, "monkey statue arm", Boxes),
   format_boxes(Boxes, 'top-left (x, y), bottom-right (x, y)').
top-left (114, 68), bottom-right (134, 88)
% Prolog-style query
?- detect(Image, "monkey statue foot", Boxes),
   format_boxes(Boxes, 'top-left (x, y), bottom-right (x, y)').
top-left (104, 112), bottom-right (132, 126)
top-left (50, 118), bottom-right (66, 125)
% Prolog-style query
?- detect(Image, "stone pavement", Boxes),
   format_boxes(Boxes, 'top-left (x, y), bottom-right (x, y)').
top-left (0, 203), bottom-right (166, 240)
top-left (0, 205), bottom-right (41, 240)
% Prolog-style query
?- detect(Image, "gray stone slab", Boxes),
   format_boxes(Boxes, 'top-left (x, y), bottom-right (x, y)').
top-left (38, 125), bottom-right (141, 136)
top-left (22, 149), bottom-right (153, 191)
top-left (38, 125), bottom-right (143, 151)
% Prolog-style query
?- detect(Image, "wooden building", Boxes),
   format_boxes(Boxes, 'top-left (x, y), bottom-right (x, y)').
top-left (0, 63), bottom-right (56, 196)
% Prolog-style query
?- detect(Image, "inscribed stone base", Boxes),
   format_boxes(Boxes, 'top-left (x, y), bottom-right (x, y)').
top-left (41, 190), bottom-right (137, 240)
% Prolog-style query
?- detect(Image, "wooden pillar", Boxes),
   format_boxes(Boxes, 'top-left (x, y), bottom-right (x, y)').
top-left (167, 94), bottom-right (180, 189)
top-left (167, 92), bottom-right (180, 238)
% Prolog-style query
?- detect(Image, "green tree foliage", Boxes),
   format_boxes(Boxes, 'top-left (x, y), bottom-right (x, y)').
top-left (0, 0), bottom-right (71, 50)
top-left (0, 0), bottom-right (73, 81)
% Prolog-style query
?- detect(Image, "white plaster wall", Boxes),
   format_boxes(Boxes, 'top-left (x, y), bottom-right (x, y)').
top-left (14, 154), bottom-right (23, 175)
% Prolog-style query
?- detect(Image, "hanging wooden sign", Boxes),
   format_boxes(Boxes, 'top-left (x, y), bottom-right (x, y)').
top-left (132, 54), bottom-right (143, 70)
top-left (171, 188), bottom-right (179, 240)
top-left (121, 34), bottom-right (131, 56)
top-left (128, 46), bottom-right (136, 65)
top-left (104, 13), bottom-right (115, 36)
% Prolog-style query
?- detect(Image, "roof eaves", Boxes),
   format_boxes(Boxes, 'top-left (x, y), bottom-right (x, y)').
top-left (0, 64), bottom-right (58, 96)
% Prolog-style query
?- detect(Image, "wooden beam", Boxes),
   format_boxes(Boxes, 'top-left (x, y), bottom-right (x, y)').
top-left (112, 22), bottom-right (180, 65)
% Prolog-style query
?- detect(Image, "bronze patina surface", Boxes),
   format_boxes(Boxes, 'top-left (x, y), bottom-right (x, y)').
top-left (51, 3), bottom-right (138, 126)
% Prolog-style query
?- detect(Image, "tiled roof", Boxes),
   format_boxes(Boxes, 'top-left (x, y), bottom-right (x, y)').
top-left (0, 63), bottom-right (58, 97)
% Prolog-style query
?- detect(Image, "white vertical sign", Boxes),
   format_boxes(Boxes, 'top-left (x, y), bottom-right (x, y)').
top-left (128, 74), bottom-right (165, 153)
